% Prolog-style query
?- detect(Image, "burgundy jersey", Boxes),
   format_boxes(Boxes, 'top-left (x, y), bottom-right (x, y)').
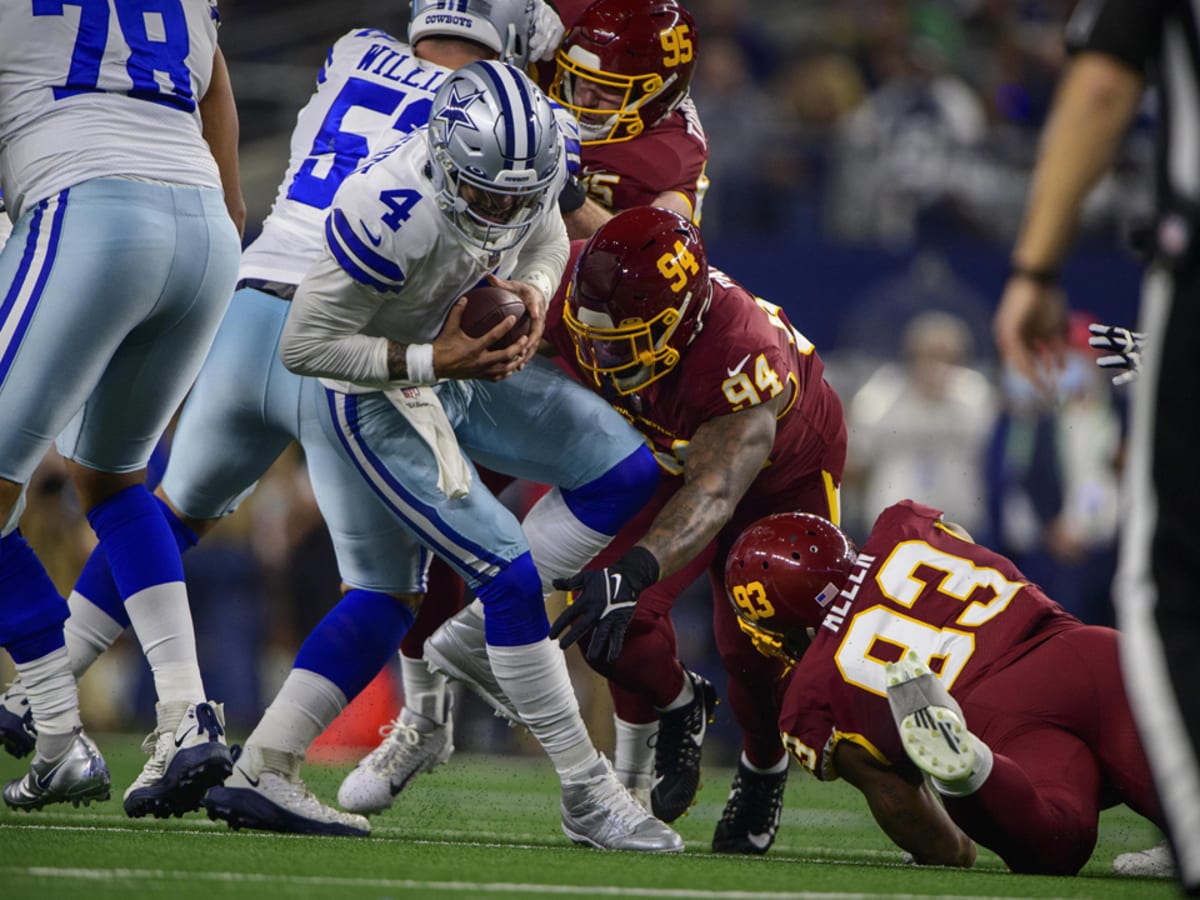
top-left (778, 501), bottom-right (1080, 781)
top-left (546, 250), bottom-right (846, 506)
top-left (579, 100), bottom-right (708, 223)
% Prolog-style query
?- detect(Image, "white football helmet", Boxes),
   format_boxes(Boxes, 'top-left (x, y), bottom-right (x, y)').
top-left (426, 60), bottom-right (563, 252)
top-left (409, 0), bottom-right (537, 69)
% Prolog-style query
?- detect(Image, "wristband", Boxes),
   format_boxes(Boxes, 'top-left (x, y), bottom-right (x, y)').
top-left (1008, 263), bottom-right (1059, 286)
top-left (405, 342), bottom-right (436, 385)
top-left (558, 175), bottom-right (587, 214)
top-left (617, 545), bottom-right (661, 592)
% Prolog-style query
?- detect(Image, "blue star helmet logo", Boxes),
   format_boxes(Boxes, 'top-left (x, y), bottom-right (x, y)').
top-left (434, 84), bottom-right (485, 142)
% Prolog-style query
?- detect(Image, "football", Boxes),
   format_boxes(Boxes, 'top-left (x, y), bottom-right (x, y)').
top-left (460, 285), bottom-right (532, 350)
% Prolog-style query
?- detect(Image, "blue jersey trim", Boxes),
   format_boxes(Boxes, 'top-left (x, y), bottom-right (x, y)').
top-left (0, 191), bottom-right (68, 386)
top-left (325, 209), bottom-right (406, 290)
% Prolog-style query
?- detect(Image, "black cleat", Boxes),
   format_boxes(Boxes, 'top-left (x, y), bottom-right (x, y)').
top-left (650, 668), bottom-right (718, 823)
top-left (711, 759), bottom-right (787, 854)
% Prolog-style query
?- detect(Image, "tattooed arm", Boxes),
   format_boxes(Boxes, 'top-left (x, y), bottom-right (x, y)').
top-left (637, 392), bottom-right (786, 579)
top-left (548, 389), bottom-right (785, 661)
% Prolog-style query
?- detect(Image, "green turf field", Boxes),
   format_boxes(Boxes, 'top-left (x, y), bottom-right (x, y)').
top-left (0, 734), bottom-right (1172, 899)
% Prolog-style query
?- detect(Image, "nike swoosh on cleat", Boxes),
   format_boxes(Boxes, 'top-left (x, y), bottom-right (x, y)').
top-left (747, 832), bottom-right (772, 850)
top-left (174, 727), bottom-right (198, 749)
top-left (236, 766), bottom-right (260, 788)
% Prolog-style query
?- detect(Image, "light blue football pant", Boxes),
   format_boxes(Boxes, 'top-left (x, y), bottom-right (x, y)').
top-left (163, 288), bottom-right (648, 594)
top-left (0, 177), bottom-right (239, 535)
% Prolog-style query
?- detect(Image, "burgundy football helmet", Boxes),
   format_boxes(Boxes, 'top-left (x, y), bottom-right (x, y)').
top-left (564, 206), bottom-right (711, 395)
top-left (725, 512), bottom-right (859, 661)
top-left (549, 0), bottom-right (698, 145)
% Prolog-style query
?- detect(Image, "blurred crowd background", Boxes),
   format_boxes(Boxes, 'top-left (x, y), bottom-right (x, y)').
top-left (6, 0), bottom-right (1148, 766)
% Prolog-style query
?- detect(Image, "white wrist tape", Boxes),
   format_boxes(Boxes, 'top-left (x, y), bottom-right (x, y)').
top-left (405, 342), bottom-right (437, 385)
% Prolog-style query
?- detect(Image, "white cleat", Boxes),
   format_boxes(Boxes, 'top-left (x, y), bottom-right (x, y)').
top-left (1113, 841), bottom-right (1175, 878)
top-left (205, 745), bottom-right (370, 837)
top-left (561, 755), bottom-right (684, 853)
top-left (425, 601), bottom-right (521, 725)
top-left (337, 713), bottom-right (454, 814)
top-left (124, 700), bottom-right (232, 818)
top-left (885, 650), bottom-right (974, 782)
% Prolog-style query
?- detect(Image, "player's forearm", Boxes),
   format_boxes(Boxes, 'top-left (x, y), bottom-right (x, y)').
top-left (637, 413), bottom-right (773, 578)
top-left (1011, 52), bottom-right (1142, 272)
top-left (513, 212), bottom-right (569, 304)
top-left (637, 477), bottom-right (740, 578)
top-left (563, 197), bottom-right (614, 240)
top-left (280, 257), bottom-right (391, 385)
top-left (199, 47), bottom-right (246, 239)
top-left (867, 778), bottom-right (976, 868)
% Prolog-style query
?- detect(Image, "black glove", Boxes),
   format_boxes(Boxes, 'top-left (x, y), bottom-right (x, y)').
top-left (1088, 322), bottom-right (1145, 386)
top-left (550, 546), bottom-right (660, 663)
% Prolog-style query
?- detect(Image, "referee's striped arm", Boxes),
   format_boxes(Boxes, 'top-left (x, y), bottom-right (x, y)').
top-left (324, 208), bottom-right (406, 291)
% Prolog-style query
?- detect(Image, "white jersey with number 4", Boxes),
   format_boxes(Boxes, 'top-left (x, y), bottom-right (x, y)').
top-left (239, 28), bottom-right (454, 286)
top-left (0, 0), bottom-right (223, 219)
top-left (280, 131), bottom-right (569, 393)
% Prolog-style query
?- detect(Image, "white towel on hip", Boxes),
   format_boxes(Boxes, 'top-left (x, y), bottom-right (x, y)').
top-left (383, 384), bottom-right (472, 499)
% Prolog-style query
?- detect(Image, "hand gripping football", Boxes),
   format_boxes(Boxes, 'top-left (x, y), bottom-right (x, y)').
top-left (460, 286), bottom-right (532, 350)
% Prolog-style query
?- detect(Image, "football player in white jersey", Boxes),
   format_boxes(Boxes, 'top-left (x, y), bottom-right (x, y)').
top-left (0, 1), bottom-right (668, 846)
top-left (264, 59), bottom-right (680, 852)
top-left (0, 0), bottom-right (241, 813)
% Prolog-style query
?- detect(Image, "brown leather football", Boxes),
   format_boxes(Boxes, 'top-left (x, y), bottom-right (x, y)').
top-left (460, 286), bottom-right (531, 350)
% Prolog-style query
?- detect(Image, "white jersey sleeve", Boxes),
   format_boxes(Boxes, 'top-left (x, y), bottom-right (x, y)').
top-left (239, 29), bottom-right (454, 286)
top-left (0, 0), bottom-right (223, 218)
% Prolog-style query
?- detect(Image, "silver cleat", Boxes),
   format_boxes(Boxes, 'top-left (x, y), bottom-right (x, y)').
top-left (425, 601), bottom-right (521, 725)
top-left (561, 754), bottom-right (684, 852)
top-left (3, 728), bottom-right (111, 811)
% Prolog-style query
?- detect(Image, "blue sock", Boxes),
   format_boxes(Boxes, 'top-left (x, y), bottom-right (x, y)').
top-left (73, 496), bottom-right (196, 630)
top-left (8, 623), bottom-right (67, 665)
top-left (85, 485), bottom-right (190, 600)
top-left (0, 532), bottom-right (70, 653)
top-left (562, 445), bottom-right (659, 534)
top-left (475, 552), bottom-right (549, 646)
top-left (293, 589), bottom-right (414, 700)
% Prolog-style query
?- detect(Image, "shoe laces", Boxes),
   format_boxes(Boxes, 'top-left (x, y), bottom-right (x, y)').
top-left (580, 764), bottom-right (650, 830)
top-left (369, 719), bottom-right (425, 776)
top-left (136, 727), bottom-right (174, 780)
top-left (655, 693), bottom-right (704, 776)
top-left (719, 768), bottom-right (786, 833)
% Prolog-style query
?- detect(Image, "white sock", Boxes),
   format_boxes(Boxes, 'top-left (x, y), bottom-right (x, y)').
top-left (124, 582), bottom-right (205, 703)
top-left (398, 651), bottom-right (450, 730)
top-left (613, 717), bottom-right (657, 786)
top-left (523, 488), bottom-right (614, 591)
top-left (657, 674), bottom-right (695, 712)
top-left (63, 590), bottom-right (126, 679)
top-left (488, 639), bottom-right (597, 778)
top-left (246, 668), bottom-right (348, 758)
top-left (16, 646), bottom-right (81, 739)
top-left (931, 734), bottom-right (995, 797)
top-left (742, 750), bottom-right (788, 775)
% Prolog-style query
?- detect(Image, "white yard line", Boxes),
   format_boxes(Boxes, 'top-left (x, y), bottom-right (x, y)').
top-left (5, 866), bottom-right (1072, 900)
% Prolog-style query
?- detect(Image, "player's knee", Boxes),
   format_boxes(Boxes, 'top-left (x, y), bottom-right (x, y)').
top-left (563, 444), bottom-right (658, 535)
top-left (474, 552), bottom-right (549, 646)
